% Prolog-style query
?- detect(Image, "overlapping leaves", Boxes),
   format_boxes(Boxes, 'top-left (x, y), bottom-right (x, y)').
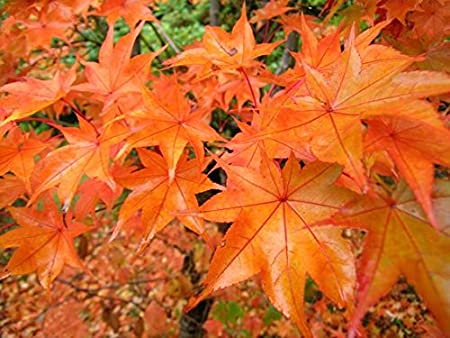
top-left (186, 154), bottom-right (356, 337)
top-left (0, 2), bottom-right (449, 337)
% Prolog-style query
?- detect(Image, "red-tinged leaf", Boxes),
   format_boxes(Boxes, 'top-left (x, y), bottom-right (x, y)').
top-left (203, 319), bottom-right (225, 336)
top-left (30, 119), bottom-right (128, 208)
top-left (409, 0), bottom-right (450, 42)
top-left (266, 27), bottom-right (450, 192)
top-left (0, 175), bottom-right (26, 208)
top-left (292, 14), bottom-right (341, 71)
top-left (73, 178), bottom-right (122, 220)
top-left (0, 199), bottom-right (90, 289)
top-left (120, 75), bottom-right (223, 169)
top-left (42, 299), bottom-right (89, 338)
top-left (278, 12), bottom-right (319, 37)
top-left (113, 149), bottom-right (220, 249)
top-left (365, 117), bottom-right (450, 227)
top-left (0, 127), bottom-right (48, 191)
top-left (92, 0), bottom-right (156, 28)
top-left (73, 23), bottom-right (159, 112)
top-left (431, 180), bottom-right (450, 235)
top-left (381, 0), bottom-right (421, 23)
top-left (218, 72), bottom-right (268, 109)
top-left (0, 69), bottom-right (76, 125)
top-left (281, 18), bottom-right (390, 85)
top-left (332, 181), bottom-right (450, 336)
top-left (165, 4), bottom-right (280, 74)
top-left (144, 302), bottom-right (169, 334)
top-left (17, 6), bottom-right (73, 52)
top-left (250, 0), bottom-right (292, 28)
top-left (223, 95), bottom-right (315, 168)
top-left (186, 154), bottom-right (356, 337)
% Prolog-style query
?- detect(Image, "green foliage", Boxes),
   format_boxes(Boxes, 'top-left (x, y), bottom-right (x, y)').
top-left (213, 300), bottom-right (245, 326)
top-left (263, 305), bottom-right (283, 325)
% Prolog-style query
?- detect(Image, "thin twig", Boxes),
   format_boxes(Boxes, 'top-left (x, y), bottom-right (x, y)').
top-left (239, 67), bottom-right (258, 109)
top-left (55, 277), bottom-right (165, 311)
top-left (276, 32), bottom-right (298, 75)
top-left (150, 22), bottom-right (181, 54)
top-left (74, 26), bottom-right (103, 45)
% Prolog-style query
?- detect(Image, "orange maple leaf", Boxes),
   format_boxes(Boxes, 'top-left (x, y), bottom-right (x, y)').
top-left (0, 198), bottom-right (91, 289)
top-left (0, 175), bottom-right (26, 208)
top-left (92, 0), bottom-right (156, 28)
top-left (120, 75), bottom-right (223, 169)
top-left (365, 116), bottom-right (450, 227)
top-left (73, 22), bottom-right (159, 113)
top-left (113, 148), bottom-right (220, 249)
top-left (249, 0), bottom-right (292, 29)
top-left (0, 69), bottom-right (76, 125)
top-left (0, 126), bottom-right (48, 191)
top-left (223, 94), bottom-right (315, 168)
top-left (381, 0), bottom-right (422, 24)
top-left (73, 178), bottom-right (122, 220)
top-left (165, 4), bottom-right (280, 77)
top-left (186, 154), bottom-right (356, 337)
top-left (332, 181), bottom-right (450, 336)
top-left (29, 118), bottom-right (128, 208)
top-left (409, 0), bottom-right (450, 42)
top-left (17, 5), bottom-right (74, 52)
top-left (265, 30), bottom-right (450, 191)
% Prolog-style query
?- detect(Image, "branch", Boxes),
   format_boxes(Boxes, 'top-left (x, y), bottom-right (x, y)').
top-left (276, 32), bottom-right (298, 75)
top-left (55, 277), bottom-right (166, 312)
top-left (209, 0), bottom-right (220, 26)
top-left (149, 22), bottom-right (181, 54)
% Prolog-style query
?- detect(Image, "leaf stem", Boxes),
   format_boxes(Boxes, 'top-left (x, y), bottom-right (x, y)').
top-left (62, 99), bottom-right (100, 137)
top-left (239, 67), bottom-right (258, 109)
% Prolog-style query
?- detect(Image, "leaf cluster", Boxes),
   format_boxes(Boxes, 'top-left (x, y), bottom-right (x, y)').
top-left (0, 0), bottom-right (449, 336)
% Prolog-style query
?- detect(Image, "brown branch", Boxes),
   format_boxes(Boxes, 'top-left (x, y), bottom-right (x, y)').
top-left (276, 32), bottom-right (298, 75)
top-left (209, 0), bottom-right (220, 26)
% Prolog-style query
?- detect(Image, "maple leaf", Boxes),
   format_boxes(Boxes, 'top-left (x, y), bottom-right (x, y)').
top-left (186, 154), bottom-right (356, 337)
top-left (113, 148), bottom-right (219, 249)
top-left (284, 17), bottom-right (390, 82)
top-left (29, 118), bottom-right (128, 208)
top-left (1, 0), bottom-right (36, 18)
top-left (381, 0), bottom-right (422, 24)
top-left (249, 0), bottom-right (292, 29)
top-left (223, 94), bottom-right (315, 168)
top-left (0, 69), bottom-right (76, 125)
top-left (0, 175), bottom-right (26, 208)
top-left (17, 5), bottom-right (74, 52)
top-left (42, 299), bottom-right (89, 337)
top-left (331, 0), bottom-right (378, 27)
top-left (73, 178), bottom-right (122, 220)
top-left (73, 22), bottom-right (159, 113)
top-left (385, 29), bottom-right (450, 73)
top-left (365, 117), bottom-right (450, 227)
top-left (92, 0), bottom-right (156, 28)
top-left (277, 13), bottom-right (319, 37)
top-left (0, 126), bottom-right (48, 191)
top-left (0, 198), bottom-right (90, 289)
top-left (332, 181), bottom-right (450, 336)
top-left (409, 0), bottom-right (450, 42)
top-left (266, 26), bottom-right (450, 191)
top-left (216, 71), bottom-right (268, 109)
top-left (56, 0), bottom-right (93, 16)
top-left (120, 75), bottom-right (223, 169)
top-left (165, 4), bottom-right (280, 76)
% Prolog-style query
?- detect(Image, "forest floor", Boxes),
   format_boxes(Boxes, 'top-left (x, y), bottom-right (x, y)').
top-left (0, 221), bottom-right (441, 337)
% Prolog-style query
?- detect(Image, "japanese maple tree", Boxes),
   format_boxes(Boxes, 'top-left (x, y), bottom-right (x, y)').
top-left (0, 0), bottom-right (449, 336)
